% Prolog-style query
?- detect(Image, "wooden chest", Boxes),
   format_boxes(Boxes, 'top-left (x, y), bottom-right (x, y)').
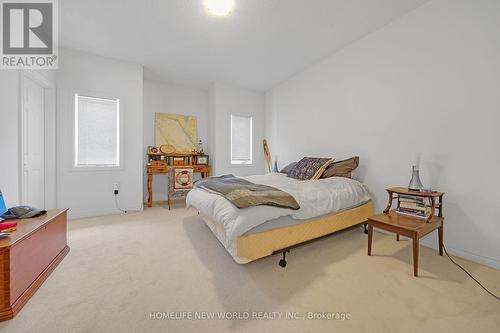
top-left (0, 209), bottom-right (69, 321)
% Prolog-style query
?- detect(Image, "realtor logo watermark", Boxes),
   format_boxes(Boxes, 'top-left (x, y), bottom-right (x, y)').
top-left (1, 0), bottom-right (58, 69)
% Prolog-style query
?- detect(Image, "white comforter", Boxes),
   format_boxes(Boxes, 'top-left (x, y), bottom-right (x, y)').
top-left (186, 173), bottom-right (371, 248)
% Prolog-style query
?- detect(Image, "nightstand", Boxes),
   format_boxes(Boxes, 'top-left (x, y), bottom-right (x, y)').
top-left (367, 187), bottom-right (444, 277)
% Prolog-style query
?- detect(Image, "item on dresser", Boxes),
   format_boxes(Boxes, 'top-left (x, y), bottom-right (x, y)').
top-left (1, 206), bottom-right (46, 220)
top-left (320, 156), bottom-right (359, 179)
top-left (0, 221), bottom-right (18, 232)
top-left (173, 157), bottom-right (185, 166)
top-left (149, 155), bottom-right (161, 162)
top-left (0, 190), bottom-right (7, 217)
top-left (196, 139), bottom-right (204, 154)
top-left (147, 146), bottom-right (159, 154)
top-left (196, 155), bottom-right (209, 165)
top-left (160, 143), bottom-right (176, 154)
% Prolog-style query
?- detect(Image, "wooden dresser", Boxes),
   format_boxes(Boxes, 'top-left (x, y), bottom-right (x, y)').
top-left (0, 209), bottom-right (70, 321)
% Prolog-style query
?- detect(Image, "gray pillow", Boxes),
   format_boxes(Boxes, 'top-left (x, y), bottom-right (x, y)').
top-left (288, 157), bottom-right (333, 180)
top-left (280, 162), bottom-right (297, 175)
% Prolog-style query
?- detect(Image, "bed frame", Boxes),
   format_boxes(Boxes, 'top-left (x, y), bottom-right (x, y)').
top-left (201, 201), bottom-right (374, 267)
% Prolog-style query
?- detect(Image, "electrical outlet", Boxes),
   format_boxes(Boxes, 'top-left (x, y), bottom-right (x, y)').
top-left (113, 183), bottom-right (120, 195)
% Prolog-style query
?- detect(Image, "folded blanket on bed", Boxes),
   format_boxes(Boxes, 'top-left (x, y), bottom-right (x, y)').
top-left (194, 174), bottom-right (300, 210)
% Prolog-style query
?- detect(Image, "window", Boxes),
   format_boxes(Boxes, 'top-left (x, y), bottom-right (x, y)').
top-left (231, 114), bottom-right (252, 165)
top-left (75, 94), bottom-right (120, 167)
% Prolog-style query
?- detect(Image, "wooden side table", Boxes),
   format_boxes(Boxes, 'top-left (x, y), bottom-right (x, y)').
top-left (367, 187), bottom-right (444, 277)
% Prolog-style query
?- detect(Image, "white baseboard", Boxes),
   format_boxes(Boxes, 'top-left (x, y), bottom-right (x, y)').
top-left (374, 229), bottom-right (500, 270)
top-left (420, 238), bottom-right (500, 270)
top-left (67, 205), bottom-right (143, 220)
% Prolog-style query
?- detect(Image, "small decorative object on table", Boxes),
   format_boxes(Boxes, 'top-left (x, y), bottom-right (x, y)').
top-left (173, 157), bottom-right (185, 166)
top-left (367, 187), bottom-right (445, 277)
top-left (408, 152), bottom-right (424, 191)
top-left (273, 159), bottom-right (279, 173)
top-left (160, 143), bottom-right (176, 154)
top-left (196, 139), bottom-right (204, 154)
top-left (197, 155), bottom-right (209, 165)
top-left (147, 146), bottom-right (159, 154)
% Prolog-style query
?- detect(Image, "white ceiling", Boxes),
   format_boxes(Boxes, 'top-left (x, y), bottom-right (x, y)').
top-left (60, 0), bottom-right (429, 91)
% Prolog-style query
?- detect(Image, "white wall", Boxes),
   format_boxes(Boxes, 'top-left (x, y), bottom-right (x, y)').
top-left (210, 83), bottom-right (266, 176)
top-left (143, 80), bottom-right (208, 200)
top-left (264, 91), bottom-right (278, 168)
top-left (267, 0), bottom-right (500, 268)
top-left (56, 49), bottom-right (143, 218)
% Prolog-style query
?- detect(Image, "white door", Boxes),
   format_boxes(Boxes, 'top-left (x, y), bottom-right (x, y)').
top-left (22, 77), bottom-right (45, 208)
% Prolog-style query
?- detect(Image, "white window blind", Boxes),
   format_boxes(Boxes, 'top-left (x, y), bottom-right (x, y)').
top-left (75, 94), bottom-right (120, 167)
top-left (231, 114), bottom-right (252, 164)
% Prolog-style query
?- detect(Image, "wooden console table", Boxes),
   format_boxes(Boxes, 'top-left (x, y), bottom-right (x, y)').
top-left (0, 209), bottom-right (69, 320)
top-left (367, 187), bottom-right (444, 277)
top-left (147, 164), bottom-right (210, 207)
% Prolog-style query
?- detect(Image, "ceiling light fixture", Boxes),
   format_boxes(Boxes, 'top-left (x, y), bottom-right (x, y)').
top-left (203, 0), bottom-right (235, 17)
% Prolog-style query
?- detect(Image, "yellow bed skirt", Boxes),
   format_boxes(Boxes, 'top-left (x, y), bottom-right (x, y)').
top-left (201, 201), bottom-right (374, 263)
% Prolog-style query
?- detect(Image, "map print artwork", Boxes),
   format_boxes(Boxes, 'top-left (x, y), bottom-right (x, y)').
top-left (155, 113), bottom-right (198, 153)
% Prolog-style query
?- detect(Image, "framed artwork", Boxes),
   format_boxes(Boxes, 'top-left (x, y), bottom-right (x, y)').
top-left (197, 155), bottom-right (209, 165)
top-left (155, 113), bottom-right (198, 153)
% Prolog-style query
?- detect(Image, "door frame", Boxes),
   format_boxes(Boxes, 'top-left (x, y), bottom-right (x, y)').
top-left (19, 70), bottom-right (57, 209)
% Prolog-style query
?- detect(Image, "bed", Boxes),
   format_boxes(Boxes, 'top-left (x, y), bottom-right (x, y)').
top-left (186, 173), bottom-right (373, 264)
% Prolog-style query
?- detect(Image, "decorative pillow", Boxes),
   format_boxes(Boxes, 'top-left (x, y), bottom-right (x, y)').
top-left (174, 168), bottom-right (194, 190)
top-left (280, 162), bottom-right (297, 175)
top-left (288, 157), bottom-right (333, 180)
top-left (320, 156), bottom-right (359, 179)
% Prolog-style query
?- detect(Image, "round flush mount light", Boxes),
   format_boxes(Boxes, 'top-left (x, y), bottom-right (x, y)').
top-left (203, 0), bottom-right (235, 17)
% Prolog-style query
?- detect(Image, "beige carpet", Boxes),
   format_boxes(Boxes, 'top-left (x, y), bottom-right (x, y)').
top-left (1, 206), bottom-right (499, 333)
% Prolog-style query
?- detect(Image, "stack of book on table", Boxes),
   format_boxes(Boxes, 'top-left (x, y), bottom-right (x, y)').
top-left (396, 195), bottom-right (430, 219)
